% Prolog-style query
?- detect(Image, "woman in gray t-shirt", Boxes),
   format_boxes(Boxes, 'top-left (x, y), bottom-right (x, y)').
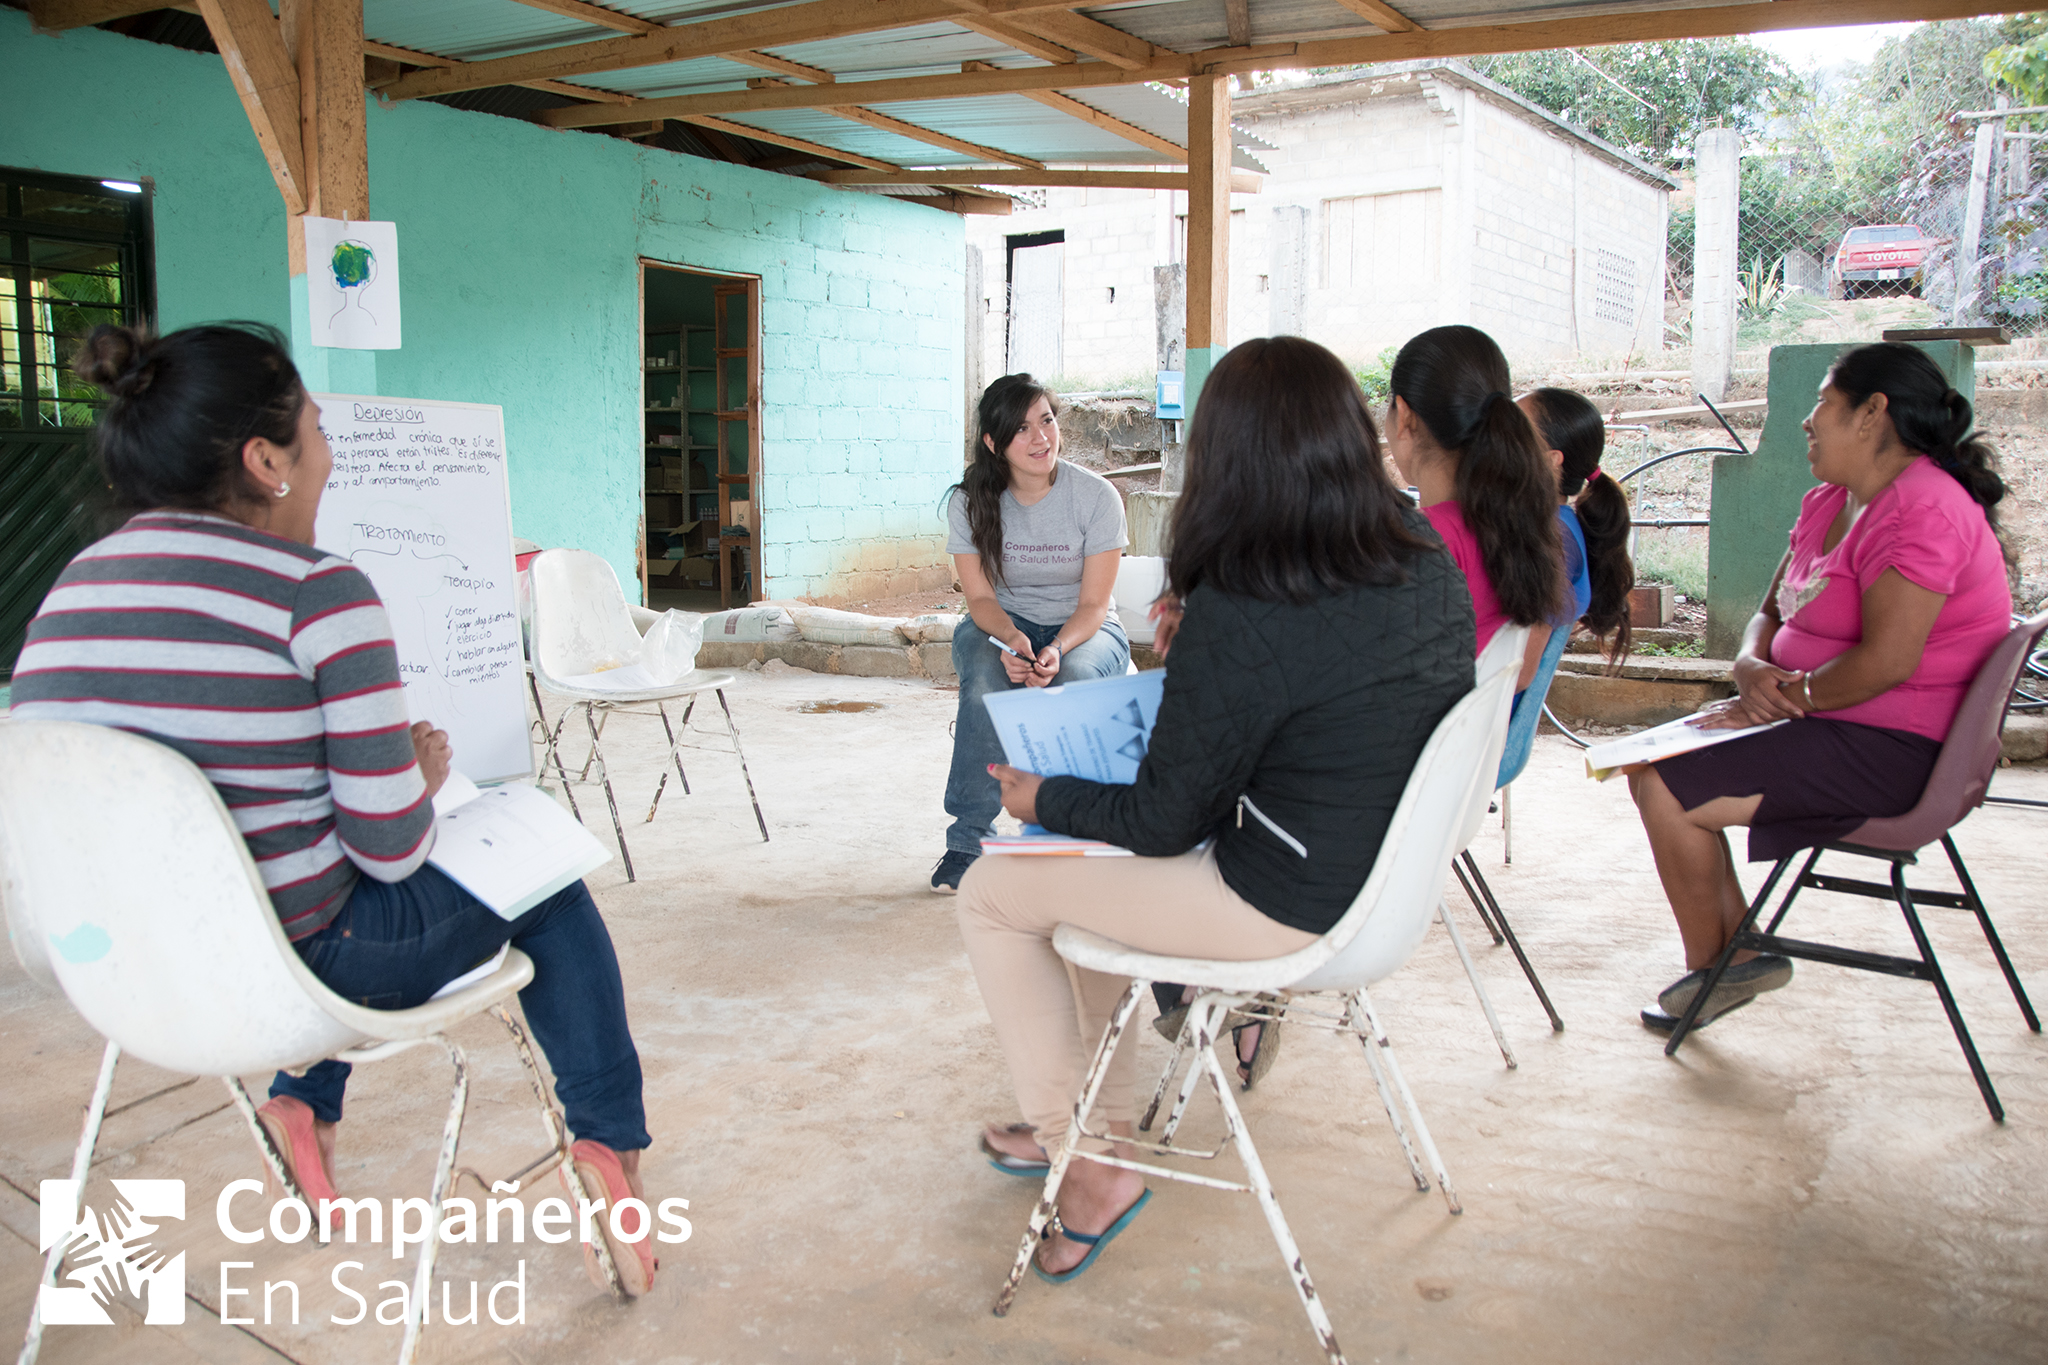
top-left (932, 374), bottom-right (1130, 892)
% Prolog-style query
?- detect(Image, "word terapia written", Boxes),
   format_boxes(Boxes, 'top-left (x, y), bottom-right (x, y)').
top-left (209, 1180), bottom-right (690, 1327)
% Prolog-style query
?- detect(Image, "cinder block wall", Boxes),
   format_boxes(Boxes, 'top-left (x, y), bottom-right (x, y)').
top-left (3, 10), bottom-right (964, 605)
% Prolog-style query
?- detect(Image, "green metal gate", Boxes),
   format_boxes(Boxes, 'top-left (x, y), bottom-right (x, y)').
top-left (0, 168), bottom-right (154, 676)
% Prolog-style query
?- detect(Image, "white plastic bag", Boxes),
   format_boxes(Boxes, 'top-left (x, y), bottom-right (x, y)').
top-left (640, 609), bottom-right (704, 683)
top-left (703, 605), bottom-right (800, 642)
top-left (788, 604), bottom-right (910, 647)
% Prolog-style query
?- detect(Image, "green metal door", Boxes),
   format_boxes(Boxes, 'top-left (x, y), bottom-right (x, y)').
top-left (0, 169), bottom-right (154, 676)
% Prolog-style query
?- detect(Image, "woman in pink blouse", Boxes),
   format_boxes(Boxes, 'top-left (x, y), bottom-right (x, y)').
top-left (1629, 343), bottom-right (2011, 1031)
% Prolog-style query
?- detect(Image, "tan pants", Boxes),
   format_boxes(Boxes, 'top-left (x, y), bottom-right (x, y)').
top-left (955, 846), bottom-right (1318, 1152)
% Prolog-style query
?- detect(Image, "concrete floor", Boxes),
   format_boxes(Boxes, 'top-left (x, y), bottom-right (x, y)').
top-left (4, 666), bottom-right (2047, 1365)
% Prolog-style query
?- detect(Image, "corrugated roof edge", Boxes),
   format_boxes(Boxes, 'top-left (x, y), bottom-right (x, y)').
top-left (1232, 60), bottom-right (1679, 191)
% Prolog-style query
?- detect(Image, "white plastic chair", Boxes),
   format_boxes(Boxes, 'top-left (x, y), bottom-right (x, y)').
top-left (992, 643), bottom-right (1523, 1365)
top-left (1112, 554), bottom-right (1168, 647)
top-left (528, 548), bottom-right (768, 879)
top-left (0, 721), bottom-right (623, 1365)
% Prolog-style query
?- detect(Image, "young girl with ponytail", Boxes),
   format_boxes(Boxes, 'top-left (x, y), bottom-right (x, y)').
top-left (1628, 343), bottom-right (2012, 1033)
top-left (1386, 325), bottom-right (1565, 689)
top-left (1522, 386), bottom-right (1634, 662)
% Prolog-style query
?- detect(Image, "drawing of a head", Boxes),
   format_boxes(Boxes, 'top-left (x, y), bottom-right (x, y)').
top-left (330, 240), bottom-right (375, 291)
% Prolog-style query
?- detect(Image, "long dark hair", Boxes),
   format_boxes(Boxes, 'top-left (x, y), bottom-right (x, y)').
top-left (1167, 337), bottom-right (1432, 604)
top-left (951, 372), bottom-right (1056, 587)
top-left (1830, 342), bottom-right (2006, 532)
top-left (1527, 386), bottom-right (1632, 660)
top-left (1389, 326), bottom-right (1563, 626)
top-left (72, 322), bottom-right (304, 517)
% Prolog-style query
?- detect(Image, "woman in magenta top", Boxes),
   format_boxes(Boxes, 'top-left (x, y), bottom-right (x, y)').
top-left (1385, 325), bottom-right (1565, 689)
top-left (1629, 343), bottom-right (2011, 1032)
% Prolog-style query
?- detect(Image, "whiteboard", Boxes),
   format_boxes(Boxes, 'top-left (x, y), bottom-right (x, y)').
top-left (311, 393), bottom-right (531, 784)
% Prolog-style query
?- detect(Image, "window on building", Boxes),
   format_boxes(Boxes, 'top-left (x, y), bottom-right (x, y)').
top-left (1, 169), bottom-right (154, 430)
top-left (1592, 248), bottom-right (1637, 327)
top-left (1321, 190), bottom-right (1441, 297)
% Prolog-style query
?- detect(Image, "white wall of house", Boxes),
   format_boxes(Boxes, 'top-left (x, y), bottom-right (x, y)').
top-left (965, 64), bottom-right (1672, 388)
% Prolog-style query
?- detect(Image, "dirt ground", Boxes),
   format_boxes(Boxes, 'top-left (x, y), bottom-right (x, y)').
top-left (5, 667), bottom-right (2047, 1365)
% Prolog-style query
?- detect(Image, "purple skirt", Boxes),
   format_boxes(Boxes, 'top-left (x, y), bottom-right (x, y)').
top-left (1655, 717), bottom-right (1942, 862)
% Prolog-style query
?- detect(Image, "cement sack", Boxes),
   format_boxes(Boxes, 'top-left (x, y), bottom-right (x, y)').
top-left (787, 604), bottom-right (910, 647)
top-left (899, 613), bottom-right (960, 644)
top-left (640, 609), bottom-right (704, 682)
top-left (704, 605), bottom-right (800, 643)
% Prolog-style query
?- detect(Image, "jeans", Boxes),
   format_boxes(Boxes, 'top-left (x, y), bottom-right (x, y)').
top-left (944, 610), bottom-right (1131, 853)
top-left (269, 865), bottom-right (650, 1152)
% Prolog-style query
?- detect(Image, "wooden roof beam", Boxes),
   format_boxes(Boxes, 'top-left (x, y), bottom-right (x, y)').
top-left (194, 0), bottom-right (306, 214)
top-left (963, 61), bottom-right (1185, 163)
top-left (946, 2), bottom-right (1155, 70)
top-left (725, 50), bottom-right (837, 83)
top-left (26, 0), bottom-right (167, 27)
top-left (949, 16), bottom-right (1078, 65)
top-left (537, 56), bottom-right (1191, 128)
top-left (748, 73), bottom-right (1042, 170)
top-left (1327, 0), bottom-right (1421, 34)
top-left (888, 190), bottom-right (1013, 215)
top-left (377, 0), bottom-right (1097, 103)
top-left (499, 0), bottom-right (659, 35)
top-left (675, 115), bottom-right (903, 173)
top-left (1211, 0), bottom-right (2031, 75)
top-left (363, 36), bottom-right (640, 103)
top-left (817, 168), bottom-right (1262, 190)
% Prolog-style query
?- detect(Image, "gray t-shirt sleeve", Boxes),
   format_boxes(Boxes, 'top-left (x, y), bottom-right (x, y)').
top-left (945, 487), bottom-right (976, 556)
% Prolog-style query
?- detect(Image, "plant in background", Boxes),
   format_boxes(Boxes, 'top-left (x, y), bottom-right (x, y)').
top-left (1351, 346), bottom-right (1400, 403)
top-left (1739, 255), bottom-right (1785, 319)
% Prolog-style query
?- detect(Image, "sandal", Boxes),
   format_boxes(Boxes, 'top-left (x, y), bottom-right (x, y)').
top-left (254, 1096), bottom-right (341, 1230)
top-left (979, 1122), bottom-right (1050, 1177)
top-left (562, 1140), bottom-right (657, 1298)
top-left (1233, 1018), bottom-right (1282, 1092)
top-left (1033, 1188), bottom-right (1152, 1285)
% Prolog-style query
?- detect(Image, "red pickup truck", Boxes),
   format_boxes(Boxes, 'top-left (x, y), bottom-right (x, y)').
top-left (1830, 224), bottom-right (1941, 298)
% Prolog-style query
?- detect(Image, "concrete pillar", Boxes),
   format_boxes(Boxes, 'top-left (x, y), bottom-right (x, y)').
top-left (1955, 119), bottom-right (1998, 323)
top-left (964, 243), bottom-right (984, 461)
top-left (1690, 127), bottom-right (1740, 403)
top-left (1184, 73), bottom-right (1231, 418)
top-left (1268, 203), bottom-right (1307, 337)
top-left (1153, 263), bottom-right (1185, 373)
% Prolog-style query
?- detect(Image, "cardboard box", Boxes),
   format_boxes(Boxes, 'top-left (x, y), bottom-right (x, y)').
top-left (653, 455), bottom-right (688, 491)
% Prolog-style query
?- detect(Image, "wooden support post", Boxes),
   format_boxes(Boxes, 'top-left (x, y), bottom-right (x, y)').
top-left (195, 0), bottom-right (308, 215)
top-left (1956, 117), bottom-right (1999, 323)
top-left (1184, 73), bottom-right (1231, 417)
top-left (282, 0), bottom-right (369, 272)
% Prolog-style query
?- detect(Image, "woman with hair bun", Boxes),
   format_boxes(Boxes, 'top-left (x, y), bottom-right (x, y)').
top-left (11, 323), bottom-right (659, 1298)
top-left (932, 373), bottom-right (1130, 894)
top-left (1628, 342), bottom-right (2012, 1032)
top-left (1385, 325), bottom-right (1566, 689)
top-left (1521, 386), bottom-right (1634, 662)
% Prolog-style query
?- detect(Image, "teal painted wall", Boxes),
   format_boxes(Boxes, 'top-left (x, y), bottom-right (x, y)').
top-left (1704, 340), bottom-right (1976, 657)
top-left (1, 11), bottom-right (965, 602)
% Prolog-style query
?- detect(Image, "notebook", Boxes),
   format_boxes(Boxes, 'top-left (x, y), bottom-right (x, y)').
top-left (1584, 713), bottom-right (1790, 781)
top-left (428, 772), bottom-right (611, 919)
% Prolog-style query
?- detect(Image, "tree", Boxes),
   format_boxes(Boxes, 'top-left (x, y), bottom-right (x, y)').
top-left (1469, 40), bottom-right (1795, 164)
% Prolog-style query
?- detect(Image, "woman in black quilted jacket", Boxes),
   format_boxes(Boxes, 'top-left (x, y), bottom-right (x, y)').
top-left (954, 336), bottom-right (1475, 1283)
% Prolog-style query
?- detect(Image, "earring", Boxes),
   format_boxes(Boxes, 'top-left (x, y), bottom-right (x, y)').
top-left (276, 482), bottom-right (291, 498)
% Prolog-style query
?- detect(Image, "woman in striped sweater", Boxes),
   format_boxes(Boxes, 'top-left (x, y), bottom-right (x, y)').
top-left (11, 323), bottom-right (657, 1297)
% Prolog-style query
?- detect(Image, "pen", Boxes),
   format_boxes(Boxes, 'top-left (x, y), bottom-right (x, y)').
top-left (989, 634), bottom-right (1029, 659)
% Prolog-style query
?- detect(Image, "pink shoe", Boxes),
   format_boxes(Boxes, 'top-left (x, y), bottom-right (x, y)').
top-left (561, 1139), bottom-right (656, 1298)
top-left (254, 1096), bottom-right (340, 1230)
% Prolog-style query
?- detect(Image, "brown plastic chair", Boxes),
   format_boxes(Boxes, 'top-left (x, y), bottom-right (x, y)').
top-left (1666, 609), bottom-right (2048, 1121)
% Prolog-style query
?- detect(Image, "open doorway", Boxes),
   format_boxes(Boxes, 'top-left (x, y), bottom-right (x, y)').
top-left (641, 262), bottom-right (761, 610)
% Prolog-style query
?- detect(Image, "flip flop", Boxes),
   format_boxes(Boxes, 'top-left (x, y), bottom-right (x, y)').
top-left (1640, 994), bottom-right (1754, 1034)
top-left (563, 1139), bottom-right (657, 1298)
top-left (254, 1096), bottom-right (341, 1231)
top-left (1034, 1188), bottom-right (1151, 1285)
top-left (980, 1122), bottom-right (1050, 1177)
top-left (1234, 1018), bottom-right (1282, 1092)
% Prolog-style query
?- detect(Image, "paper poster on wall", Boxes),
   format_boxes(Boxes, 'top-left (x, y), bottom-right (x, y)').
top-left (312, 393), bottom-right (531, 784)
top-left (304, 217), bottom-right (401, 349)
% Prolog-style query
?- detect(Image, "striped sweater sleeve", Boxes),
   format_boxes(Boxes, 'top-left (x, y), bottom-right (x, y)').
top-left (291, 560), bottom-right (435, 882)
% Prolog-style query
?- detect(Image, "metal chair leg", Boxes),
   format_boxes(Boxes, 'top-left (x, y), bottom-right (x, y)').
top-left (1894, 865), bottom-right (2004, 1122)
top-left (1502, 782), bottom-right (1513, 865)
top-left (1438, 898), bottom-right (1517, 1068)
top-left (1667, 855), bottom-right (1797, 1054)
top-left (225, 1075), bottom-right (303, 1206)
top-left (20, 1040), bottom-right (121, 1365)
top-left (993, 980), bottom-right (1147, 1318)
top-left (1941, 834), bottom-right (2040, 1030)
top-left (582, 703), bottom-right (636, 882)
top-left (530, 673), bottom-right (582, 820)
top-left (1451, 856), bottom-right (1505, 945)
top-left (1353, 988), bottom-right (1459, 1214)
top-left (716, 688), bottom-right (770, 842)
top-left (1138, 1029), bottom-right (1189, 1132)
top-left (1343, 993), bottom-right (1431, 1194)
top-left (646, 699), bottom-right (695, 824)
top-left (1459, 852), bottom-right (1564, 1032)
